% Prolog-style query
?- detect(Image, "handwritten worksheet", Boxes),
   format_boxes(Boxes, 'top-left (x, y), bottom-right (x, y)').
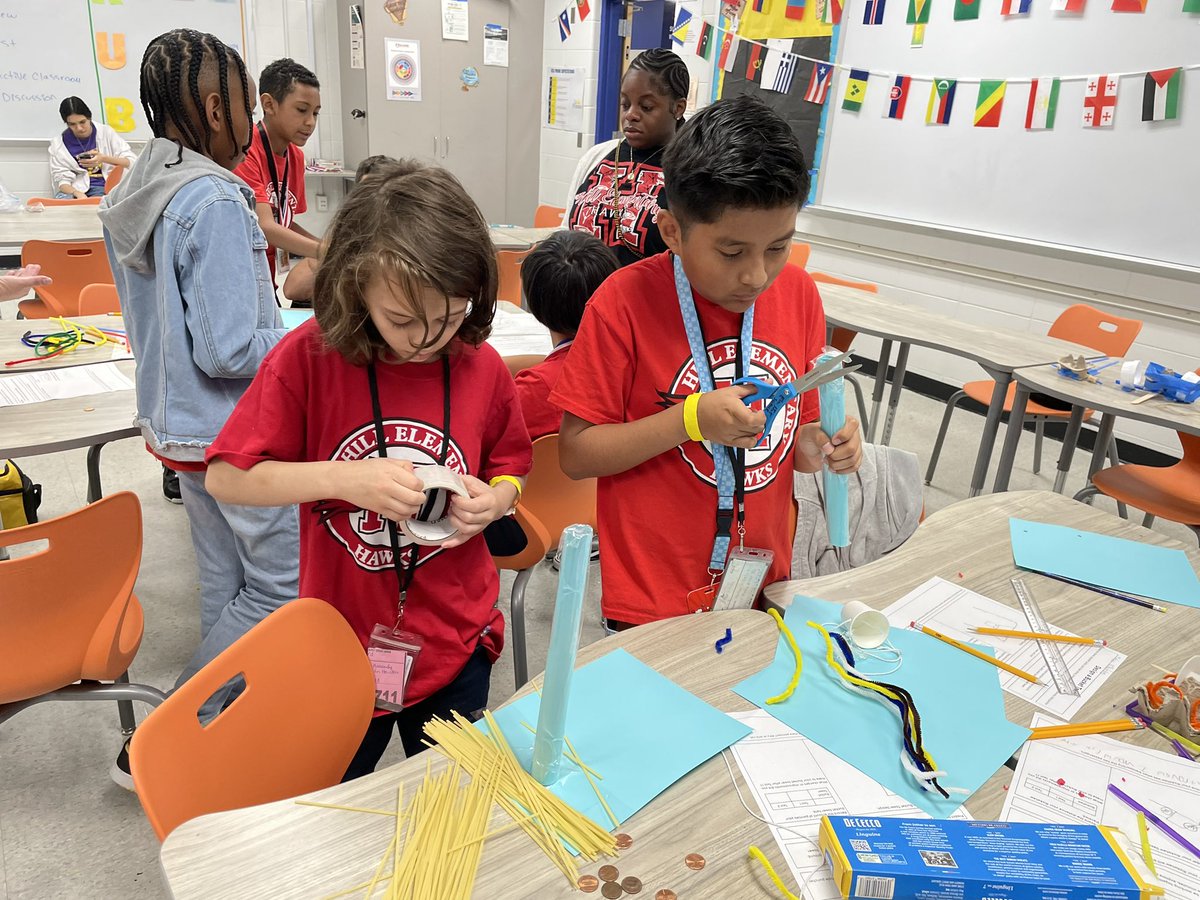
top-left (1002, 713), bottom-right (1200, 900)
top-left (0, 362), bottom-right (133, 407)
top-left (882, 577), bottom-right (1126, 720)
top-left (729, 710), bottom-right (971, 900)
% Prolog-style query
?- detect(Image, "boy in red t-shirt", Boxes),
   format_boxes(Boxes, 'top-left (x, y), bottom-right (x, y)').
top-left (234, 58), bottom-right (322, 286)
top-left (551, 95), bottom-right (863, 628)
top-left (514, 231), bottom-right (618, 441)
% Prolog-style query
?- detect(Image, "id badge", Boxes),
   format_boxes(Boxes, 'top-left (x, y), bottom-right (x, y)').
top-left (276, 246), bottom-right (293, 275)
top-left (713, 547), bottom-right (774, 611)
top-left (367, 624), bottom-right (424, 712)
top-left (686, 581), bottom-right (720, 614)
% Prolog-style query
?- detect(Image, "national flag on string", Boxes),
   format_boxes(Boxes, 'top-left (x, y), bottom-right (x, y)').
top-left (823, 0), bottom-right (846, 21)
top-left (670, 7), bottom-right (693, 44)
top-left (765, 54), bottom-right (798, 94)
top-left (1049, 0), bottom-right (1085, 11)
top-left (1083, 74), bottom-right (1118, 128)
top-left (926, 78), bottom-right (957, 124)
top-left (1001, 0), bottom-right (1032, 13)
top-left (974, 80), bottom-right (1006, 127)
top-left (752, 0), bottom-right (766, 9)
top-left (908, 0), bottom-right (931, 23)
top-left (804, 62), bottom-right (834, 104)
top-left (746, 42), bottom-right (765, 82)
top-left (576, 0), bottom-right (591, 20)
top-left (1111, 0), bottom-right (1146, 9)
top-left (717, 31), bottom-right (736, 70)
top-left (1024, 77), bottom-right (1060, 129)
top-left (885, 75), bottom-right (912, 119)
top-left (863, 0), bottom-right (887, 21)
top-left (843, 69), bottom-right (869, 111)
top-left (786, 0), bottom-right (807, 17)
top-left (696, 22), bottom-right (714, 59)
top-left (1143, 68), bottom-right (1181, 121)
top-left (955, 0), bottom-right (981, 19)
top-left (558, 9), bottom-right (571, 40)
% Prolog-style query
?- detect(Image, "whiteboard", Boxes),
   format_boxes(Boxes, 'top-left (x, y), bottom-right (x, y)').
top-left (0, 0), bottom-right (246, 142)
top-left (816, 4), bottom-right (1199, 270)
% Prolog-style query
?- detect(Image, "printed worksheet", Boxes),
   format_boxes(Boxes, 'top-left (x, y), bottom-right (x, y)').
top-left (1002, 713), bottom-right (1200, 900)
top-left (882, 576), bottom-right (1125, 719)
top-left (0, 362), bottom-right (133, 407)
top-left (729, 710), bottom-right (971, 900)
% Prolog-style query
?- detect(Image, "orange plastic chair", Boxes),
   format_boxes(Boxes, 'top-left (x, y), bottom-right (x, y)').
top-left (0, 492), bottom-right (165, 732)
top-left (1078, 367), bottom-right (1200, 540)
top-left (926, 304), bottom-right (1143, 485)
top-left (28, 196), bottom-right (103, 207)
top-left (811, 270), bottom-right (879, 432)
top-left (534, 204), bottom-right (566, 228)
top-left (789, 242), bottom-right (811, 270)
top-left (494, 434), bottom-right (597, 687)
top-left (104, 166), bottom-right (125, 194)
top-left (18, 239), bottom-right (114, 319)
top-left (130, 597), bottom-right (376, 840)
top-left (78, 283), bottom-right (121, 316)
top-left (496, 249), bottom-right (533, 307)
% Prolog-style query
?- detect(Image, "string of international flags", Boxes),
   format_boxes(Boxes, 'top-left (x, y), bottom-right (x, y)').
top-left (681, 12), bottom-right (1196, 127)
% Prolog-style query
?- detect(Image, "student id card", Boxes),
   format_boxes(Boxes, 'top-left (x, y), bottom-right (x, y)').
top-left (367, 624), bottom-right (424, 712)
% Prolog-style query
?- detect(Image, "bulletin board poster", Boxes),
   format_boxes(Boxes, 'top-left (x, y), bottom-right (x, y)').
top-left (385, 38), bottom-right (422, 102)
top-left (546, 66), bottom-right (585, 132)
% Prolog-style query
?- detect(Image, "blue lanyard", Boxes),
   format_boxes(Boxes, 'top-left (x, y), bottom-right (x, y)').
top-left (673, 254), bottom-right (754, 573)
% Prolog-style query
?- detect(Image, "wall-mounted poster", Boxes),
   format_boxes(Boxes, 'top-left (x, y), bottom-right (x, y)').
top-left (385, 38), bottom-right (422, 102)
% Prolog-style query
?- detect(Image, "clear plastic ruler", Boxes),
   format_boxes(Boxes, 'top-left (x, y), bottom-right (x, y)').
top-left (1011, 576), bottom-right (1079, 696)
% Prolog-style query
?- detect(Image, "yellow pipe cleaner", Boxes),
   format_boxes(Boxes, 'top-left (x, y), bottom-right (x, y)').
top-left (766, 608), bottom-right (802, 704)
top-left (749, 845), bottom-right (800, 900)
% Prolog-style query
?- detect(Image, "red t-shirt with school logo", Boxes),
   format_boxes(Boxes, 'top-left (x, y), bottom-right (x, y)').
top-left (234, 133), bottom-right (307, 281)
top-left (206, 320), bottom-right (532, 705)
top-left (550, 253), bottom-right (826, 625)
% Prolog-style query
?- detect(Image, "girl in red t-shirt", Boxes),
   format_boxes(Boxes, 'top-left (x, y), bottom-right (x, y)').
top-left (206, 162), bottom-right (532, 778)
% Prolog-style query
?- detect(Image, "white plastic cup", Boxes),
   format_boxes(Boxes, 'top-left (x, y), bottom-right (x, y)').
top-left (842, 600), bottom-right (889, 649)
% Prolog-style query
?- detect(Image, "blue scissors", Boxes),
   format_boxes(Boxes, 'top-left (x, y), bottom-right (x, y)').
top-left (734, 351), bottom-right (860, 437)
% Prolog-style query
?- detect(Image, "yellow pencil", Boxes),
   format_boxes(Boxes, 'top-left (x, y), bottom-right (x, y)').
top-left (971, 626), bottom-right (1107, 647)
top-left (1138, 811), bottom-right (1157, 875)
top-left (1028, 719), bottom-right (1143, 740)
top-left (913, 622), bottom-right (1041, 685)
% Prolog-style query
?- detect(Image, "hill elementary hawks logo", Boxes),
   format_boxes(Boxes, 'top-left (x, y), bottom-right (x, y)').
top-left (323, 418), bottom-right (467, 573)
top-left (661, 338), bottom-right (800, 492)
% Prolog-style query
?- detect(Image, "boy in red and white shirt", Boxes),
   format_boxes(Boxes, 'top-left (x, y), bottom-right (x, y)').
top-left (552, 96), bottom-right (863, 628)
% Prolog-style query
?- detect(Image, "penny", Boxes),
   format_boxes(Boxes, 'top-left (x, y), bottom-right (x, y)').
top-left (654, 891), bottom-right (677, 900)
top-left (685, 852), bottom-right (707, 870)
top-left (622, 875), bottom-right (643, 894)
top-left (615, 832), bottom-right (634, 850)
top-left (598, 864), bottom-right (620, 882)
top-left (601, 882), bottom-right (624, 899)
top-left (577, 875), bottom-right (600, 893)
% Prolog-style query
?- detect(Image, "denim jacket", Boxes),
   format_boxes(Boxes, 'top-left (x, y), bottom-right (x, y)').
top-left (100, 139), bottom-right (287, 462)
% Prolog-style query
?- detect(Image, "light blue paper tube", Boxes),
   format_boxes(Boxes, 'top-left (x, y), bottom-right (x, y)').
top-left (817, 352), bottom-right (850, 548)
top-left (531, 523), bottom-right (593, 785)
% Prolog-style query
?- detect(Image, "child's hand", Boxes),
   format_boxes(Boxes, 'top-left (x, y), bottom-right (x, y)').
top-left (796, 417), bottom-right (863, 474)
top-left (696, 385), bottom-right (768, 448)
top-left (341, 458), bottom-right (425, 521)
top-left (442, 474), bottom-right (509, 548)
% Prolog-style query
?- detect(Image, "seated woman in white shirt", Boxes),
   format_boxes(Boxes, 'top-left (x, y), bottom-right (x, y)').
top-left (49, 97), bottom-right (136, 200)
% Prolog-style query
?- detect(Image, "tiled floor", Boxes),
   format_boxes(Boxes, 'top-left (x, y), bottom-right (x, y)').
top-left (0, 362), bottom-right (1193, 899)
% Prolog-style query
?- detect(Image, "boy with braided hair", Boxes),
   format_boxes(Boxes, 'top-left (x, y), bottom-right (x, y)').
top-left (99, 28), bottom-right (299, 787)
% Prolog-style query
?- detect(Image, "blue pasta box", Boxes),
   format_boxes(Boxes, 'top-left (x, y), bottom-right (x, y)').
top-left (819, 815), bottom-right (1163, 900)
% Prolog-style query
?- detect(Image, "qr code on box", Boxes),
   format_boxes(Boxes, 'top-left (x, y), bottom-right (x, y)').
top-left (850, 840), bottom-right (871, 852)
top-left (919, 850), bottom-right (958, 869)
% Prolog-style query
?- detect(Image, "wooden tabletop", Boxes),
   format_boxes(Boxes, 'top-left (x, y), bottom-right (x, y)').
top-left (1013, 361), bottom-right (1200, 437)
top-left (764, 489), bottom-right (1200, 816)
top-left (818, 283), bottom-right (1094, 373)
top-left (491, 226), bottom-right (562, 250)
top-left (160, 610), bottom-right (793, 900)
top-left (0, 205), bottom-right (103, 248)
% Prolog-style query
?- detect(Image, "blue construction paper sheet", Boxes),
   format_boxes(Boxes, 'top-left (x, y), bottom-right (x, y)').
top-left (488, 649), bottom-right (751, 828)
top-left (279, 308), bottom-right (315, 330)
top-left (734, 596), bottom-right (1030, 818)
top-left (1010, 518), bottom-right (1200, 609)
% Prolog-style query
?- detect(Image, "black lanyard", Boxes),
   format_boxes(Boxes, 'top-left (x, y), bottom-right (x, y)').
top-left (366, 356), bottom-right (451, 619)
top-left (257, 123), bottom-right (290, 225)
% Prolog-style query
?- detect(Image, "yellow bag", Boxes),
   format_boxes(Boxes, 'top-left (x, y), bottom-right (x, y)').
top-left (0, 459), bottom-right (42, 529)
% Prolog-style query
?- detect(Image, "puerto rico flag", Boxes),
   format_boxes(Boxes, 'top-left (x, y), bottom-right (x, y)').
top-left (885, 75), bottom-right (912, 119)
top-left (804, 63), bottom-right (834, 104)
top-left (863, 0), bottom-right (887, 22)
top-left (926, 78), bottom-right (957, 125)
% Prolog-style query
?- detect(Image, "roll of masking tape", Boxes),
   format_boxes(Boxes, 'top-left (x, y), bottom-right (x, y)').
top-left (842, 600), bottom-right (890, 649)
top-left (399, 465), bottom-right (470, 546)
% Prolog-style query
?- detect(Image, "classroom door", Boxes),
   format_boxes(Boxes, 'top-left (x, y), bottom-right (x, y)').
top-left (337, 0), bottom-right (369, 170)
